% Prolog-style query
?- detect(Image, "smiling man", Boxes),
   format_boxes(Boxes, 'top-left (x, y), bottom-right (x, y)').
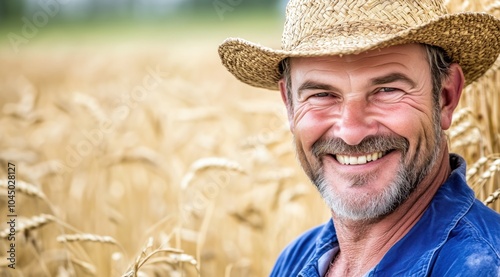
top-left (218, 0), bottom-right (500, 276)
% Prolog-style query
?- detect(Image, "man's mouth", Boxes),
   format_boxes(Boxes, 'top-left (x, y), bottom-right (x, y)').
top-left (334, 151), bottom-right (388, 165)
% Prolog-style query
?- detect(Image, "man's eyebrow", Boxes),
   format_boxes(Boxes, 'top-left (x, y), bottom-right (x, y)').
top-left (370, 73), bottom-right (416, 88)
top-left (297, 81), bottom-right (338, 96)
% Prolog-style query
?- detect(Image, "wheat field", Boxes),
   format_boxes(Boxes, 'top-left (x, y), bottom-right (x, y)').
top-left (0, 1), bottom-right (499, 276)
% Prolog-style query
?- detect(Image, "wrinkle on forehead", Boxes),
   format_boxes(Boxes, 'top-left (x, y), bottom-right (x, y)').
top-left (295, 44), bottom-right (426, 62)
top-left (289, 44), bottom-right (429, 94)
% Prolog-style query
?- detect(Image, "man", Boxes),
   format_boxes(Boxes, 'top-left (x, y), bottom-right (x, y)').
top-left (219, 0), bottom-right (500, 276)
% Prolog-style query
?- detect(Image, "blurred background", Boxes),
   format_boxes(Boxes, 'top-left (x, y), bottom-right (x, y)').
top-left (0, 0), bottom-right (498, 277)
top-left (0, 1), bottom-right (330, 276)
top-left (0, 0), bottom-right (286, 20)
top-left (0, 0), bottom-right (286, 45)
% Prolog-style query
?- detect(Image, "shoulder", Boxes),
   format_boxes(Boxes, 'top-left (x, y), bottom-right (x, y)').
top-left (456, 199), bottom-right (500, 251)
top-left (433, 200), bottom-right (500, 276)
top-left (270, 222), bottom-right (331, 276)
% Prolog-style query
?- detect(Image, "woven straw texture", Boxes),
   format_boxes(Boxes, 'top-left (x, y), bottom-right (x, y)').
top-left (219, 0), bottom-right (500, 90)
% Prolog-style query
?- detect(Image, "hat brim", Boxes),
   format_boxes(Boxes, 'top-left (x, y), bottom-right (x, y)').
top-left (219, 13), bottom-right (500, 90)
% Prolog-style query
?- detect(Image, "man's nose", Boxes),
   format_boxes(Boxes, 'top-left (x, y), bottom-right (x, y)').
top-left (333, 99), bottom-right (377, 145)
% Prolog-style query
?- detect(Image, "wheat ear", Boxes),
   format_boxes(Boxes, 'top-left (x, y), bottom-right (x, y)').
top-left (180, 157), bottom-right (245, 190)
top-left (0, 179), bottom-right (46, 200)
top-left (123, 237), bottom-right (198, 277)
top-left (0, 214), bottom-right (55, 238)
top-left (484, 189), bottom-right (500, 206)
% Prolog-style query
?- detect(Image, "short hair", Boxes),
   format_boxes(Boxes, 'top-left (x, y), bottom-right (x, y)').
top-left (279, 44), bottom-right (453, 111)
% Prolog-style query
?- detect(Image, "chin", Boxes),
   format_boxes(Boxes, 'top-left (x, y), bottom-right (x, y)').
top-left (315, 167), bottom-right (417, 221)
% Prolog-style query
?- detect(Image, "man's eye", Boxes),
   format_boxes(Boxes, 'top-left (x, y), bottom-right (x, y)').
top-left (306, 92), bottom-right (341, 106)
top-left (372, 87), bottom-right (406, 104)
top-left (379, 87), bottom-right (399, 93)
top-left (313, 92), bottom-right (330, 97)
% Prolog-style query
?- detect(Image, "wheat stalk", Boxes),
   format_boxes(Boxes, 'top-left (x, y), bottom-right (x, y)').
top-left (57, 233), bottom-right (128, 264)
top-left (0, 179), bottom-right (60, 216)
top-left (451, 108), bottom-right (473, 123)
top-left (466, 156), bottom-right (489, 181)
top-left (180, 157), bottom-right (245, 190)
top-left (121, 146), bottom-right (163, 166)
top-left (256, 168), bottom-right (295, 182)
top-left (122, 237), bottom-right (198, 277)
top-left (450, 130), bottom-right (481, 149)
top-left (484, 189), bottom-right (500, 206)
top-left (0, 214), bottom-right (55, 238)
top-left (469, 157), bottom-right (500, 198)
top-left (448, 121), bottom-right (474, 140)
top-left (0, 179), bottom-right (46, 200)
top-left (57, 234), bottom-right (118, 245)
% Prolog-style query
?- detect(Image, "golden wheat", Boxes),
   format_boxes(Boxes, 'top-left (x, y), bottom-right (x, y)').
top-left (0, 214), bottom-right (55, 238)
top-left (0, 179), bottom-right (46, 200)
top-left (57, 234), bottom-right (119, 245)
top-left (466, 156), bottom-right (489, 181)
top-left (123, 237), bottom-right (198, 277)
top-left (484, 189), bottom-right (500, 205)
top-left (180, 157), bottom-right (245, 190)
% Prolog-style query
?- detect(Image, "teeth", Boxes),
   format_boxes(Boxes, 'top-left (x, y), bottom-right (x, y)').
top-left (337, 155), bottom-right (345, 164)
top-left (349, 156), bottom-right (357, 164)
top-left (358, 155), bottom-right (367, 164)
top-left (335, 152), bottom-right (385, 165)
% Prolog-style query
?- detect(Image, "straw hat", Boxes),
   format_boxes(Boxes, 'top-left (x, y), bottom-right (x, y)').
top-left (218, 0), bottom-right (500, 90)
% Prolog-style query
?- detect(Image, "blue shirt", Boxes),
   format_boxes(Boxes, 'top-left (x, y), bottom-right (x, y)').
top-left (270, 154), bottom-right (500, 276)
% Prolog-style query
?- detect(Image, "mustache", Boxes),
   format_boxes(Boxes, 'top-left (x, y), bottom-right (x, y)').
top-left (311, 135), bottom-right (409, 158)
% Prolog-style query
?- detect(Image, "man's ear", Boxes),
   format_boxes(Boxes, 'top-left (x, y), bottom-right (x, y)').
top-left (440, 63), bottom-right (464, 130)
top-left (279, 79), bottom-right (295, 132)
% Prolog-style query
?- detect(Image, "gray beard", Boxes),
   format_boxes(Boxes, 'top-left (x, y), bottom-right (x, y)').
top-left (308, 132), bottom-right (441, 221)
top-left (314, 158), bottom-right (417, 221)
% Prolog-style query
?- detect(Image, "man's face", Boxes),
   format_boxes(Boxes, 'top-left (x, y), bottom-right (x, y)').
top-left (282, 44), bottom-right (444, 221)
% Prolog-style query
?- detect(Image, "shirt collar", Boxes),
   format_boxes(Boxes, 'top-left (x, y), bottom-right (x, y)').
top-left (298, 219), bottom-right (337, 276)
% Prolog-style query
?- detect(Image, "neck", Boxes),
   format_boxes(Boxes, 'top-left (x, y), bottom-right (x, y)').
top-left (328, 142), bottom-right (451, 277)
